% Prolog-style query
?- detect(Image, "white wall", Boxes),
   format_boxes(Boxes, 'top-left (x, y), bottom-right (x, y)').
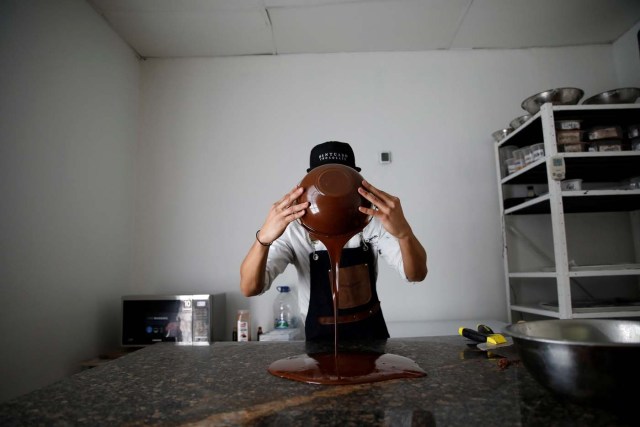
top-left (135, 45), bottom-right (620, 338)
top-left (613, 21), bottom-right (640, 87)
top-left (0, 0), bottom-right (139, 402)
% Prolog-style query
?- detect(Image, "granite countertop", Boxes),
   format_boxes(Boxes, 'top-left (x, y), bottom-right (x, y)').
top-left (0, 336), bottom-right (633, 426)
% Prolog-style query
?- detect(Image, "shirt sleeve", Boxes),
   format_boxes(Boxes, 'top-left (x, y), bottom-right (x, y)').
top-left (367, 219), bottom-right (410, 282)
top-left (262, 230), bottom-right (296, 293)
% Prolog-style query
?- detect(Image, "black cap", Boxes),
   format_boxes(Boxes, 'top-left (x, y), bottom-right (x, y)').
top-left (307, 141), bottom-right (361, 172)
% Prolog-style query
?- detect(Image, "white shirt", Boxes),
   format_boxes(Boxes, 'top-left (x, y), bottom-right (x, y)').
top-left (263, 218), bottom-right (409, 320)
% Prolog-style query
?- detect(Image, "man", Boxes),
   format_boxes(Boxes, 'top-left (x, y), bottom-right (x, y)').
top-left (240, 141), bottom-right (427, 340)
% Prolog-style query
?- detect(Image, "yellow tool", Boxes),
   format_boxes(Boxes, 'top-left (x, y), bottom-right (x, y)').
top-left (458, 327), bottom-right (507, 345)
top-left (458, 325), bottom-right (517, 360)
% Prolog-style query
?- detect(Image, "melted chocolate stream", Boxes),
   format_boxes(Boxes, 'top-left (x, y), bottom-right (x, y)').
top-left (268, 231), bottom-right (426, 384)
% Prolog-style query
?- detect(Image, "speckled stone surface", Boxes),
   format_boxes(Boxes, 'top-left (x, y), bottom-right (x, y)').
top-left (0, 337), bottom-right (633, 426)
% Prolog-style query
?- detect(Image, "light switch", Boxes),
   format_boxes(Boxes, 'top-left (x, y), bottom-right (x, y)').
top-left (379, 152), bottom-right (391, 164)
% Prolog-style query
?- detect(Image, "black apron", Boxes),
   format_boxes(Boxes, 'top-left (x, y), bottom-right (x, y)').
top-left (305, 241), bottom-right (390, 341)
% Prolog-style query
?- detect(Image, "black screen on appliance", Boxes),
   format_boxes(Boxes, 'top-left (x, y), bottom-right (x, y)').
top-left (122, 300), bottom-right (182, 345)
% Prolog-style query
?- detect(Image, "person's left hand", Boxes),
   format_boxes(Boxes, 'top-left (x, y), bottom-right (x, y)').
top-left (358, 180), bottom-right (412, 239)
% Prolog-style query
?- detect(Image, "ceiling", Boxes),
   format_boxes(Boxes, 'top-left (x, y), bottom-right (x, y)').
top-left (87, 0), bottom-right (640, 59)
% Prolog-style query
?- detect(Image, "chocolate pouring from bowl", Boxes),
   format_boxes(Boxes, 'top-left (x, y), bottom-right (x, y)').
top-left (270, 164), bottom-right (427, 385)
top-left (296, 164), bottom-right (373, 238)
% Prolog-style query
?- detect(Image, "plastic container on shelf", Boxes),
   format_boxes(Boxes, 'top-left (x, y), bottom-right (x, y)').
top-left (531, 143), bottom-right (545, 160)
top-left (510, 149), bottom-right (525, 170)
top-left (558, 141), bottom-right (587, 152)
top-left (589, 139), bottom-right (623, 152)
top-left (561, 179), bottom-right (583, 191)
top-left (587, 126), bottom-right (623, 141)
top-left (555, 120), bottom-right (582, 130)
top-left (556, 130), bottom-right (582, 144)
top-left (499, 145), bottom-right (518, 176)
top-left (499, 145), bottom-right (518, 163)
top-left (521, 146), bottom-right (534, 164)
top-left (505, 158), bottom-right (522, 175)
top-left (273, 286), bottom-right (299, 330)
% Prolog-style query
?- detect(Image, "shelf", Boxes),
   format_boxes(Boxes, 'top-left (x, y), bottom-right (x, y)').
top-left (510, 304), bottom-right (561, 318)
top-left (497, 104), bottom-right (640, 150)
top-left (552, 104), bottom-right (640, 125)
top-left (497, 112), bottom-right (543, 148)
top-left (510, 304), bottom-right (640, 319)
top-left (502, 152), bottom-right (640, 185)
top-left (497, 104), bottom-right (640, 322)
top-left (560, 152), bottom-right (640, 182)
top-left (501, 158), bottom-right (545, 184)
top-left (504, 194), bottom-right (549, 214)
top-left (572, 311), bottom-right (640, 319)
top-left (509, 264), bottom-right (640, 278)
top-left (504, 189), bottom-right (640, 215)
top-left (569, 268), bottom-right (640, 277)
top-left (540, 300), bottom-right (640, 314)
top-left (508, 271), bottom-right (557, 278)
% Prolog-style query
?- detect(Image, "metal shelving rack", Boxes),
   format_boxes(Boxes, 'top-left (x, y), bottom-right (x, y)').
top-left (494, 103), bottom-right (640, 321)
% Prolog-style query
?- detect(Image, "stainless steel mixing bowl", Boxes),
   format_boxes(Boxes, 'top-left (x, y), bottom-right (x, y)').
top-left (509, 114), bottom-right (531, 130)
top-left (582, 87), bottom-right (640, 105)
top-left (521, 88), bottom-right (584, 114)
top-left (504, 319), bottom-right (640, 405)
top-left (491, 127), bottom-right (513, 142)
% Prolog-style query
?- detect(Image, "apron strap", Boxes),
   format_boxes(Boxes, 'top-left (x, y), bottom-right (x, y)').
top-left (317, 301), bottom-right (381, 325)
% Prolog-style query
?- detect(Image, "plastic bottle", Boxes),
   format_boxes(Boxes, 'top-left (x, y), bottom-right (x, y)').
top-left (237, 309), bottom-right (250, 342)
top-left (273, 286), bottom-right (299, 329)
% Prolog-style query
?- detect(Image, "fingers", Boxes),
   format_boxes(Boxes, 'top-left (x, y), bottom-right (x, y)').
top-left (362, 180), bottom-right (392, 205)
top-left (277, 185), bottom-right (304, 210)
top-left (361, 180), bottom-right (402, 213)
top-left (287, 205), bottom-right (307, 221)
top-left (358, 206), bottom-right (377, 217)
top-left (359, 183), bottom-right (389, 214)
top-left (275, 186), bottom-right (308, 224)
top-left (281, 199), bottom-right (308, 219)
top-left (261, 187), bottom-right (308, 244)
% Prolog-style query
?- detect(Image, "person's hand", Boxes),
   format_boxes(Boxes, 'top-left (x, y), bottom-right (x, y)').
top-left (257, 185), bottom-right (309, 245)
top-left (358, 180), bottom-right (412, 239)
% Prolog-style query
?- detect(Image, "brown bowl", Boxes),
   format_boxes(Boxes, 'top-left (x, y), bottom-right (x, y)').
top-left (297, 164), bottom-right (372, 237)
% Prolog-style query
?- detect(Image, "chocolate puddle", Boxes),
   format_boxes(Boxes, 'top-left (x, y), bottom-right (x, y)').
top-left (268, 351), bottom-right (426, 385)
top-left (268, 232), bottom-right (426, 384)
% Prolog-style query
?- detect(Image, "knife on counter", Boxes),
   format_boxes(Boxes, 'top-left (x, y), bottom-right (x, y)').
top-left (458, 326), bottom-right (507, 345)
top-left (458, 324), bottom-right (519, 360)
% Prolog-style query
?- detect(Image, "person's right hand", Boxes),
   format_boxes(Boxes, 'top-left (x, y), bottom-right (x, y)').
top-left (257, 185), bottom-right (309, 245)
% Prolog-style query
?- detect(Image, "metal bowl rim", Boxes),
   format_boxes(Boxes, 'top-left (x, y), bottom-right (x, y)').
top-left (520, 89), bottom-right (555, 108)
top-left (504, 319), bottom-right (640, 347)
top-left (522, 87), bottom-right (585, 100)
top-left (510, 114), bottom-right (531, 128)
top-left (587, 87), bottom-right (640, 95)
top-left (521, 87), bottom-right (584, 113)
top-left (582, 87), bottom-right (640, 104)
top-left (492, 127), bottom-right (512, 135)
